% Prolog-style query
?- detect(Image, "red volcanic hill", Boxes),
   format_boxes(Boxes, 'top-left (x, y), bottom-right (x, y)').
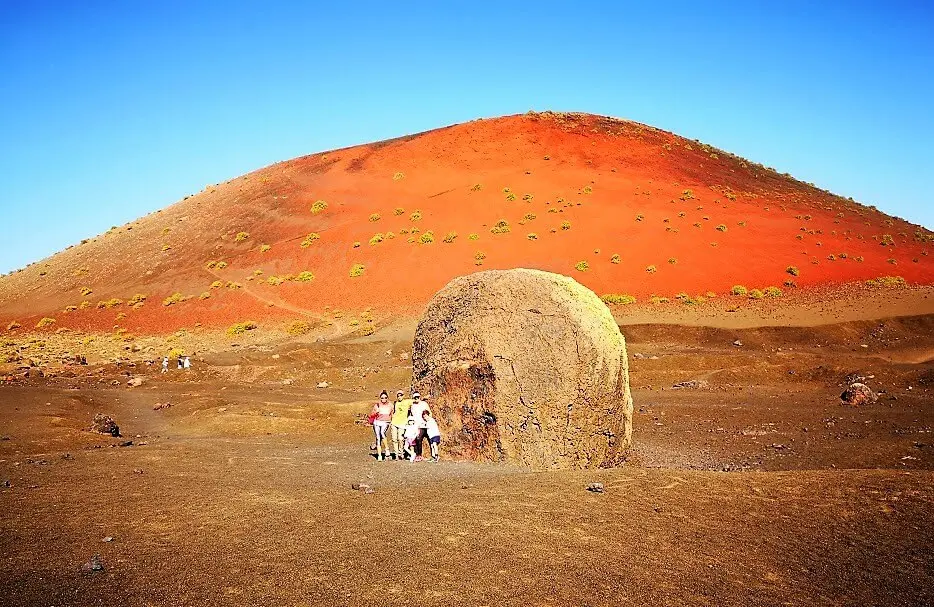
top-left (1, 111), bottom-right (932, 336)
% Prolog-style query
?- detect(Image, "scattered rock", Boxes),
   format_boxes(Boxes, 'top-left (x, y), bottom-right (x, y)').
top-left (61, 453), bottom-right (74, 460)
top-left (217, 407), bottom-right (227, 413)
top-left (351, 482), bottom-right (373, 493)
top-left (133, 468), bottom-right (143, 474)
top-left (102, 536), bottom-right (114, 543)
top-left (152, 402), bottom-right (171, 411)
top-left (126, 376), bottom-right (144, 387)
top-left (317, 381), bottom-right (329, 389)
top-left (841, 382), bottom-right (877, 407)
top-left (586, 482), bottom-right (605, 493)
top-left (0, 435), bottom-right (9, 441)
top-left (282, 378), bottom-right (294, 385)
top-left (672, 379), bottom-right (709, 390)
top-left (632, 352), bottom-right (645, 360)
top-left (119, 440), bottom-right (134, 447)
top-left (2, 480), bottom-right (10, 488)
top-left (732, 340), bottom-right (743, 347)
top-left (83, 554), bottom-right (104, 572)
top-left (91, 414), bottom-right (120, 437)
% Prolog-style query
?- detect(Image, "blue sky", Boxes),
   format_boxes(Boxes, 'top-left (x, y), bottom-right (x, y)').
top-left (1, 1), bottom-right (932, 273)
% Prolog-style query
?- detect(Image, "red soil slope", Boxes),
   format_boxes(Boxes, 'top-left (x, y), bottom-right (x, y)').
top-left (1, 111), bottom-right (931, 335)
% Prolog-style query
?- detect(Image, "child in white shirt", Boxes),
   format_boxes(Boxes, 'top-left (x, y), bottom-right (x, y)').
top-left (423, 410), bottom-right (441, 462)
top-left (403, 419), bottom-right (419, 462)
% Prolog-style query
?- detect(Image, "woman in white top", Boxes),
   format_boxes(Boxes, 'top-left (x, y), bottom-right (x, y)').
top-left (408, 392), bottom-right (431, 459)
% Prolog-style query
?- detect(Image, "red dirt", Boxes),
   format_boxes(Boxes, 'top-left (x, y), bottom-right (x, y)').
top-left (1, 111), bottom-right (931, 336)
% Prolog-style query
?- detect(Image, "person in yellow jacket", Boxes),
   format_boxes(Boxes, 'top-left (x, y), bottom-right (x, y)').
top-left (390, 390), bottom-right (412, 460)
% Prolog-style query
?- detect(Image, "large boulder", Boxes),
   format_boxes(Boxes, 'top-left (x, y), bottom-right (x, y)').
top-left (412, 269), bottom-right (632, 469)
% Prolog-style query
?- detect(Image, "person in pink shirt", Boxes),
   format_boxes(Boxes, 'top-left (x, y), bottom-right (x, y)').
top-left (369, 391), bottom-right (395, 461)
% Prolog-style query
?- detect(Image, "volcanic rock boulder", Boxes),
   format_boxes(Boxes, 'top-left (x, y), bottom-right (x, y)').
top-left (412, 269), bottom-right (632, 469)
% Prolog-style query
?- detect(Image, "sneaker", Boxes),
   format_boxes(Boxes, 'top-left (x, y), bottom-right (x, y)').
top-left (433, 455), bottom-right (439, 462)
top-left (377, 455), bottom-right (384, 461)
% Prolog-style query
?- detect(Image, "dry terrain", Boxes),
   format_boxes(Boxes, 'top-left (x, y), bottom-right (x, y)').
top-left (2, 292), bottom-right (933, 606)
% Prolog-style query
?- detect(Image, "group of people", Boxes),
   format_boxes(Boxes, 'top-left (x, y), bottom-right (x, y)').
top-left (368, 390), bottom-right (441, 462)
top-left (161, 356), bottom-right (191, 373)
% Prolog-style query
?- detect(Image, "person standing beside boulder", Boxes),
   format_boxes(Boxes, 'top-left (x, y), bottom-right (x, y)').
top-left (408, 392), bottom-right (431, 460)
top-left (390, 390), bottom-right (411, 460)
top-left (369, 391), bottom-right (394, 461)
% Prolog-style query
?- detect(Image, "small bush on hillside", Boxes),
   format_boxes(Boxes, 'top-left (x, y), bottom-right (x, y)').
top-left (575, 261), bottom-right (589, 272)
top-left (601, 294), bottom-right (636, 305)
top-left (300, 233), bottom-right (320, 248)
top-left (716, 224), bottom-right (727, 232)
top-left (349, 264), bottom-right (365, 278)
top-left (610, 254), bottom-right (621, 264)
top-left (561, 221), bottom-right (571, 230)
top-left (36, 317), bottom-right (56, 329)
top-left (523, 213), bottom-right (536, 221)
top-left (764, 286), bottom-right (782, 297)
top-left (468, 233), bottom-right (479, 240)
top-left (79, 301), bottom-right (91, 309)
top-left (506, 192), bottom-right (517, 201)
top-left (226, 282), bottom-right (242, 289)
top-left (6, 321), bottom-right (21, 330)
top-left (393, 172), bottom-right (404, 181)
top-left (216, 261), bottom-right (228, 269)
top-left (419, 231), bottom-right (435, 244)
top-left (393, 207), bottom-right (405, 216)
top-left (80, 287), bottom-right (93, 296)
top-left (731, 285), bottom-right (748, 296)
top-left (369, 233), bottom-right (384, 245)
top-left (260, 244), bottom-right (271, 252)
top-left (227, 321), bottom-right (257, 336)
top-left (680, 189), bottom-right (695, 201)
top-left (645, 265), bottom-right (657, 273)
top-left (162, 244), bottom-right (171, 252)
top-left (443, 231), bottom-right (457, 243)
top-left (64, 305), bottom-right (78, 313)
top-left (295, 271), bottom-right (315, 282)
top-left (410, 211), bottom-right (422, 222)
top-left (97, 298), bottom-right (123, 309)
top-left (650, 295), bottom-right (669, 304)
top-left (635, 215), bottom-right (644, 222)
top-left (235, 231), bottom-right (250, 242)
top-left (199, 292), bottom-right (211, 300)
top-left (582, 185), bottom-right (593, 194)
top-left (369, 213), bottom-right (381, 222)
top-left (353, 241), bottom-right (361, 248)
top-left (385, 231), bottom-right (395, 240)
top-left (748, 289), bottom-right (764, 299)
top-left (470, 184), bottom-right (483, 192)
top-left (490, 220), bottom-right (510, 234)
top-left (210, 280), bottom-right (223, 289)
top-left (522, 194), bottom-right (533, 202)
top-left (880, 234), bottom-right (895, 246)
top-left (527, 233), bottom-right (538, 241)
top-left (866, 275), bottom-right (906, 287)
top-left (267, 276), bottom-right (285, 286)
top-left (668, 258), bottom-right (677, 265)
top-left (786, 266), bottom-right (800, 276)
top-left (163, 293), bottom-right (185, 307)
top-left (693, 222), bottom-right (702, 228)
top-left (287, 320), bottom-right (311, 335)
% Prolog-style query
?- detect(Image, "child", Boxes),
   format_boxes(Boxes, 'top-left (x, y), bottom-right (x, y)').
top-left (423, 410), bottom-right (441, 462)
top-left (402, 419), bottom-right (419, 462)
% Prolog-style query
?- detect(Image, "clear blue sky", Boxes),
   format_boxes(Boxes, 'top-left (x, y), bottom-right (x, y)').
top-left (2, 1), bottom-right (932, 273)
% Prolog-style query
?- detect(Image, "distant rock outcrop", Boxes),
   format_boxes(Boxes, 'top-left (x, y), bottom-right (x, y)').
top-left (412, 269), bottom-right (633, 469)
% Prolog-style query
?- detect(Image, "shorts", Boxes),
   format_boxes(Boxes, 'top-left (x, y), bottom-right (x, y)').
top-left (428, 436), bottom-right (441, 445)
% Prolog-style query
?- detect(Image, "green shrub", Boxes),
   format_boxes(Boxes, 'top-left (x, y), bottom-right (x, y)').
top-left (295, 271), bottom-right (315, 282)
top-left (410, 211), bottom-right (422, 222)
top-left (199, 292), bottom-right (211, 300)
top-left (582, 185), bottom-right (593, 194)
top-left (227, 321), bottom-right (257, 335)
top-left (369, 213), bottom-right (381, 222)
top-left (635, 215), bottom-right (644, 222)
top-left (349, 264), bottom-right (365, 277)
top-left (680, 189), bottom-right (695, 201)
top-left (730, 285), bottom-right (748, 296)
top-left (235, 231), bottom-right (250, 242)
top-left (490, 220), bottom-right (510, 234)
top-left (216, 261), bottom-right (228, 269)
top-left (267, 276), bottom-right (285, 286)
top-left (560, 221), bottom-right (571, 231)
top-left (260, 244), bottom-right (271, 252)
top-left (601, 294), bottom-right (636, 305)
top-left (866, 276), bottom-right (906, 287)
top-left (748, 289), bottom-right (764, 299)
top-left (394, 207), bottom-right (405, 216)
top-left (468, 233), bottom-right (479, 240)
top-left (764, 286), bottom-right (782, 297)
top-left (575, 261), bottom-right (589, 272)
top-left (470, 184), bottom-right (482, 191)
top-left (610, 254), bottom-right (620, 264)
top-left (36, 317), bottom-right (56, 329)
top-left (443, 231), bottom-right (457, 243)
top-left (287, 321), bottom-right (311, 335)
top-left (786, 266), bottom-right (800, 276)
top-left (64, 305), bottom-right (78, 312)
top-left (645, 265), bottom-right (657, 273)
top-left (527, 233), bottom-right (538, 240)
top-left (80, 287), bottom-right (93, 296)
top-left (385, 231), bottom-right (395, 239)
top-left (419, 231), bottom-right (435, 244)
top-left (650, 295), bottom-right (669, 304)
top-left (393, 172), bottom-right (404, 181)
top-left (716, 224), bottom-right (727, 232)
top-left (506, 193), bottom-right (517, 201)
top-left (311, 200), bottom-right (328, 214)
top-left (369, 233), bottom-right (384, 245)
top-left (667, 258), bottom-right (677, 265)
top-left (523, 213), bottom-right (536, 221)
